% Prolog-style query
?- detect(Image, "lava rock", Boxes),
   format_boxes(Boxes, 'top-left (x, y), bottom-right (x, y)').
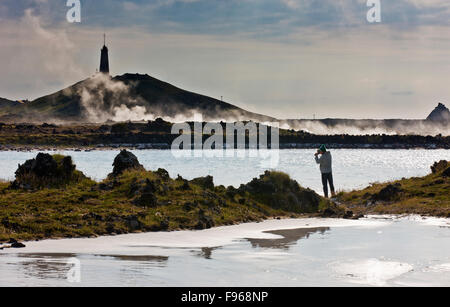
top-left (191, 176), bottom-right (214, 190)
top-left (373, 183), bottom-right (402, 202)
top-left (155, 168), bottom-right (170, 181)
top-left (431, 160), bottom-right (448, 174)
top-left (195, 209), bottom-right (215, 230)
top-left (124, 215), bottom-right (141, 230)
top-left (111, 150), bottom-right (144, 176)
top-left (11, 242), bottom-right (26, 248)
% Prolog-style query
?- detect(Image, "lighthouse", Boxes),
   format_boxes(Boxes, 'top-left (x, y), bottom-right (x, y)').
top-left (99, 34), bottom-right (110, 74)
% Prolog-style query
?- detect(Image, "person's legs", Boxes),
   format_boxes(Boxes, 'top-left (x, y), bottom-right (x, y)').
top-left (328, 173), bottom-right (336, 197)
top-left (321, 173), bottom-right (329, 198)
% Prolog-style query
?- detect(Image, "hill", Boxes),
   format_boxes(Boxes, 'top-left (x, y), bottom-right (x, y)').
top-left (0, 73), bottom-right (274, 123)
top-left (427, 103), bottom-right (450, 122)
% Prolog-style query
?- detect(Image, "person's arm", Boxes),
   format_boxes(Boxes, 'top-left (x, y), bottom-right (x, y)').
top-left (315, 154), bottom-right (321, 164)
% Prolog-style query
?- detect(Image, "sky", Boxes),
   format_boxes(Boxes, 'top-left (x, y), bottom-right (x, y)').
top-left (1, 0), bottom-right (450, 119)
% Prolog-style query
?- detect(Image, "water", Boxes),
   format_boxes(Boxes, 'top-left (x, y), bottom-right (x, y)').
top-left (1, 216), bottom-right (449, 287)
top-left (0, 149), bottom-right (448, 194)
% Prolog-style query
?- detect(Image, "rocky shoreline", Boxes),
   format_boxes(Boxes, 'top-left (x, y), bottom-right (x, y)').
top-left (0, 151), bottom-right (448, 246)
top-left (0, 120), bottom-right (448, 150)
top-left (337, 160), bottom-right (450, 217)
top-left (0, 150), bottom-right (346, 244)
top-left (0, 142), bottom-right (447, 152)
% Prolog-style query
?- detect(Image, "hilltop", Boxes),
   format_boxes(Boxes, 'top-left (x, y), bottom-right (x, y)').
top-left (427, 103), bottom-right (450, 122)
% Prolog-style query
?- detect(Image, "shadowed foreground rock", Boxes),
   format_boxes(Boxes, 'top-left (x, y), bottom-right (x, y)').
top-left (111, 150), bottom-right (145, 176)
top-left (372, 183), bottom-right (403, 202)
top-left (238, 171), bottom-right (325, 213)
top-left (431, 160), bottom-right (448, 174)
top-left (11, 153), bottom-right (84, 189)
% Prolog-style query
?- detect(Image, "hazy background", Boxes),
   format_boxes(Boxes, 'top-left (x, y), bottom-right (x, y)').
top-left (1, 0), bottom-right (450, 119)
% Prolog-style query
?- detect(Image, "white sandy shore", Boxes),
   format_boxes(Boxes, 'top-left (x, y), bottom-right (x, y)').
top-left (1, 218), bottom-right (390, 255)
top-left (1, 215), bottom-right (448, 256)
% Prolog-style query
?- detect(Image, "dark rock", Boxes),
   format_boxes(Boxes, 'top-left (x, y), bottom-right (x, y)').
top-left (431, 160), bottom-right (448, 174)
top-left (226, 186), bottom-right (238, 199)
top-left (11, 242), bottom-right (26, 248)
top-left (373, 184), bottom-right (402, 202)
top-left (111, 150), bottom-right (144, 176)
top-left (321, 208), bottom-right (337, 218)
top-left (160, 218), bottom-right (170, 230)
top-left (442, 167), bottom-right (450, 177)
top-left (183, 202), bottom-right (196, 211)
top-left (155, 168), bottom-right (170, 181)
top-left (195, 209), bottom-right (215, 230)
top-left (351, 214), bottom-right (365, 220)
top-left (191, 176), bottom-right (214, 190)
top-left (134, 182), bottom-right (158, 207)
top-left (15, 153), bottom-right (57, 179)
top-left (8, 238), bottom-right (17, 244)
top-left (178, 180), bottom-right (191, 191)
top-left (98, 182), bottom-right (113, 191)
top-left (13, 153), bottom-right (81, 188)
top-left (343, 210), bottom-right (354, 219)
top-left (124, 215), bottom-right (141, 230)
top-left (240, 171), bottom-right (322, 213)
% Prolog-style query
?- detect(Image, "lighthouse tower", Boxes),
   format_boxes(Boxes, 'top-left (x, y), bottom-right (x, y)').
top-left (99, 34), bottom-right (110, 74)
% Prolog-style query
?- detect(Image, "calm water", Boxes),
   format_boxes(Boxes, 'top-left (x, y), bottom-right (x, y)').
top-left (0, 149), bottom-right (449, 194)
top-left (0, 216), bottom-right (449, 287)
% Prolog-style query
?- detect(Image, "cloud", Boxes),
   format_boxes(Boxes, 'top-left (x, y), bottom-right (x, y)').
top-left (0, 8), bottom-right (86, 100)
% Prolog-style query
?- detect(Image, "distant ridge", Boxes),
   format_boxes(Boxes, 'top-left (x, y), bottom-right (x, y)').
top-left (0, 97), bottom-right (20, 108)
top-left (427, 103), bottom-right (450, 122)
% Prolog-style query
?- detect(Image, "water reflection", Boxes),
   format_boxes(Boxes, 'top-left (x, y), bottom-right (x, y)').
top-left (246, 227), bottom-right (330, 249)
top-left (96, 254), bottom-right (169, 263)
top-left (15, 253), bottom-right (77, 280)
top-left (192, 247), bottom-right (221, 260)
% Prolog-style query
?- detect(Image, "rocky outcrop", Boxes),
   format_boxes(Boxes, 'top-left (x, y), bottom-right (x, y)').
top-left (11, 153), bottom-right (83, 189)
top-left (111, 150), bottom-right (144, 176)
top-left (239, 171), bottom-right (324, 213)
top-left (372, 183), bottom-right (403, 202)
top-left (191, 176), bottom-right (214, 190)
top-left (442, 167), bottom-right (450, 178)
top-left (431, 160), bottom-right (448, 174)
top-left (427, 103), bottom-right (450, 122)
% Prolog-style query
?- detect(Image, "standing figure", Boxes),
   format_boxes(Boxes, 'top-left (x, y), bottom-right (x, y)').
top-left (314, 145), bottom-right (336, 198)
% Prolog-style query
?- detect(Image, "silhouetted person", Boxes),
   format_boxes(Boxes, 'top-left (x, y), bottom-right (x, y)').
top-left (315, 144), bottom-right (335, 198)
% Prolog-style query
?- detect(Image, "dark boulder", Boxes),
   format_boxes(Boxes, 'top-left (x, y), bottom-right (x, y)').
top-left (155, 168), bottom-right (170, 181)
top-left (134, 179), bottom-right (158, 207)
top-left (11, 242), bottom-right (26, 248)
top-left (240, 171), bottom-right (323, 213)
top-left (124, 215), bottom-right (142, 231)
top-left (431, 160), bottom-right (448, 174)
top-left (442, 167), bottom-right (450, 178)
top-left (373, 183), bottom-right (402, 202)
top-left (195, 209), bottom-right (215, 230)
top-left (8, 239), bottom-right (26, 248)
top-left (12, 153), bottom-right (83, 188)
top-left (191, 176), bottom-right (214, 190)
top-left (111, 150), bottom-right (144, 176)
